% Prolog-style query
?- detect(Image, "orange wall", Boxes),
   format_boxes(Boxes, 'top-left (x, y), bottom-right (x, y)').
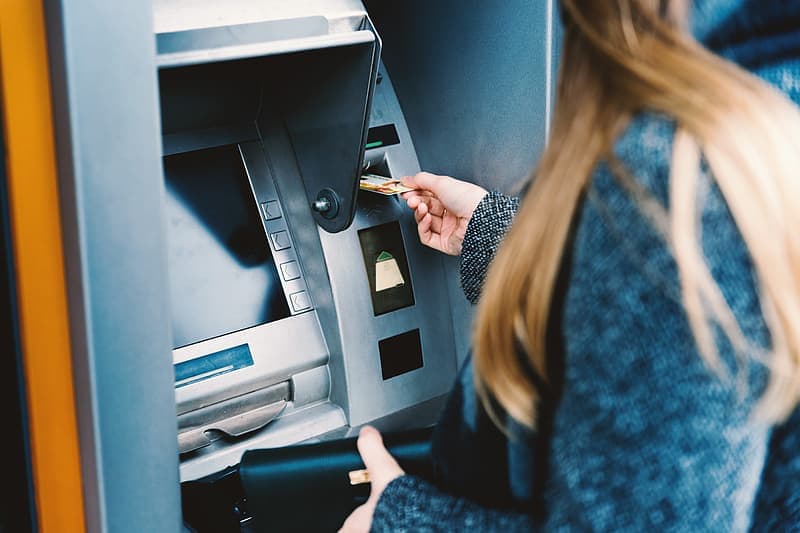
top-left (0, 1), bottom-right (86, 531)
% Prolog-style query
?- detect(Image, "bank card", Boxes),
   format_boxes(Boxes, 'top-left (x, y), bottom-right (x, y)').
top-left (360, 173), bottom-right (415, 195)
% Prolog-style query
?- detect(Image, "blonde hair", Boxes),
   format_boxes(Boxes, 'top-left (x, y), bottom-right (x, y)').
top-left (473, 0), bottom-right (800, 429)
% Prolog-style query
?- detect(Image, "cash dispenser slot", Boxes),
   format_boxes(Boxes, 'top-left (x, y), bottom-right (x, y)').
top-left (175, 343), bottom-right (296, 454)
top-left (178, 381), bottom-right (291, 454)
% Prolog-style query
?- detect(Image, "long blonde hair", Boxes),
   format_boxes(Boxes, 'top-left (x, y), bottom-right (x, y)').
top-left (474, 0), bottom-right (800, 429)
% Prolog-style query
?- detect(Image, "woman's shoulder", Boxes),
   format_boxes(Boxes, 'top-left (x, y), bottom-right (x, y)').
top-left (604, 53), bottom-right (800, 209)
top-left (585, 106), bottom-right (770, 344)
top-left (608, 54), bottom-right (800, 196)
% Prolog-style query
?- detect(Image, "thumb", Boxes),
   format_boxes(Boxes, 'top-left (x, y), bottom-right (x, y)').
top-left (357, 426), bottom-right (404, 487)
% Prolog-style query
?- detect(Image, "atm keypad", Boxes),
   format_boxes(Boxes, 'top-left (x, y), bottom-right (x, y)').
top-left (270, 231), bottom-right (291, 251)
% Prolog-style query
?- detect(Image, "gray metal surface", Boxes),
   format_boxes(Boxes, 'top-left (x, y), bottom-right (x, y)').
top-left (173, 311), bottom-right (328, 417)
top-left (155, 3), bottom-right (384, 478)
top-left (318, 64), bottom-right (460, 426)
top-left (154, 0), bottom-right (382, 233)
top-left (256, 107), bottom-right (353, 422)
top-left (279, 33), bottom-right (379, 233)
top-left (258, 62), bottom-right (461, 427)
top-left (370, 64), bottom-right (476, 369)
top-left (153, 0), bottom-right (369, 35)
top-left (44, 1), bottom-right (182, 531)
top-left (157, 24), bottom-right (375, 69)
top-left (179, 399), bottom-right (346, 481)
top-left (364, 0), bottom-right (557, 193)
top-left (242, 144), bottom-right (316, 318)
top-left (318, 196), bottom-right (459, 426)
top-left (364, 0), bottom-right (558, 367)
top-left (177, 382), bottom-right (289, 453)
top-left (303, 393), bottom-right (450, 443)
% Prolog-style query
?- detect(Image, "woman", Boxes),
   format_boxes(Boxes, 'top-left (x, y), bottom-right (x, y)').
top-left (342, 0), bottom-right (800, 531)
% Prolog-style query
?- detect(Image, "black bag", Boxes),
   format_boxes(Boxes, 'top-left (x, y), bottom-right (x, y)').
top-left (239, 426), bottom-right (434, 532)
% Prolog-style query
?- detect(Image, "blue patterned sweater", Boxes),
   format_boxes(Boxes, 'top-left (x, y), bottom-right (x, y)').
top-left (372, 1), bottom-right (800, 531)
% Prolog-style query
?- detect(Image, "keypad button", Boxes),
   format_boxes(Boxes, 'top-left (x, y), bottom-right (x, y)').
top-left (290, 291), bottom-right (311, 312)
top-left (270, 231), bottom-right (291, 251)
top-left (261, 200), bottom-right (282, 221)
top-left (280, 261), bottom-right (301, 281)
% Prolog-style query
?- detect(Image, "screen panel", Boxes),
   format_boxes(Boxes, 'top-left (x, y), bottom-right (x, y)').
top-left (357, 221), bottom-right (415, 316)
top-left (163, 145), bottom-right (290, 348)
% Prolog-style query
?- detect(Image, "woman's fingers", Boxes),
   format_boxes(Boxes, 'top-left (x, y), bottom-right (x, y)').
top-left (414, 200), bottom-right (428, 223)
top-left (406, 194), bottom-right (446, 217)
top-left (356, 426), bottom-right (403, 485)
top-left (411, 194), bottom-right (454, 253)
top-left (426, 197), bottom-right (446, 217)
top-left (415, 198), bottom-right (452, 240)
top-left (415, 202), bottom-right (445, 233)
top-left (418, 212), bottom-right (433, 245)
top-left (401, 189), bottom-right (434, 201)
top-left (428, 211), bottom-right (444, 234)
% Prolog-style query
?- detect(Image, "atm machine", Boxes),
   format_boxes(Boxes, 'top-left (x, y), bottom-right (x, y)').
top-left (150, 0), bottom-right (558, 530)
top-left (152, 2), bottom-right (466, 528)
top-left (157, 1), bottom-right (458, 466)
top-left (30, 0), bottom-right (554, 530)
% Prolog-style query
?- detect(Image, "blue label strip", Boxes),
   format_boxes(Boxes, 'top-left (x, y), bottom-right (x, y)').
top-left (174, 344), bottom-right (254, 389)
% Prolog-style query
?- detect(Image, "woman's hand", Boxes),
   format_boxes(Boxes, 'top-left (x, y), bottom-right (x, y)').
top-left (401, 172), bottom-right (488, 256)
top-left (339, 426), bottom-right (405, 533)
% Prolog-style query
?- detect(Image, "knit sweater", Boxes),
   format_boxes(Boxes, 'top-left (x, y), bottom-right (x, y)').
top-left (371, 2), bottom-right (800, 531)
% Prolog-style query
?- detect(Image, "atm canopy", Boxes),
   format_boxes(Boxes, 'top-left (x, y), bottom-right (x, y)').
top-left (156, 5), bottom-right (381, 232)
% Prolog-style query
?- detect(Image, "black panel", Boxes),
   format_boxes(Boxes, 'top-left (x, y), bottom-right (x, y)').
top-left (239, 427), bottom-right (433, 532)
top-left (0, 94), bottom-right (36, 533)
top-left (357, 221), bottom-right (415, 316)
top-left (276, 42), bottom-right (379, 233)
top-left (181, 467), bottom-right (250, 533)
top-left (366, 123), bottom-right (400, 150)
top-left (163, 145), bottom-right (290, 348)
top-left (379, 329), bottom-right (423, 380)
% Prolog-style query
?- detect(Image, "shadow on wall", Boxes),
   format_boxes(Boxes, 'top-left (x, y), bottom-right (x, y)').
top-left (364, 0), bottom-right (557, 193)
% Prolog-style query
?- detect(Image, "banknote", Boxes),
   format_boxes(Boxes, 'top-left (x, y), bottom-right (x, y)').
top-left (359, 173), bottom-right (416, 195)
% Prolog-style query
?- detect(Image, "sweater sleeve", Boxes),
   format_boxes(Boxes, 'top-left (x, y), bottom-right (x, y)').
top-left (371, 475), bottom-right (533, 532)
top-left (459, 191), bottom-right (520, 304)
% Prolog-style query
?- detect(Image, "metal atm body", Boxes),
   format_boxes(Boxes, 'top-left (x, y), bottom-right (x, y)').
top-left (41, 0), bottom-right (556, 530)
top-left (155, 1), bottom-right (464, 483)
